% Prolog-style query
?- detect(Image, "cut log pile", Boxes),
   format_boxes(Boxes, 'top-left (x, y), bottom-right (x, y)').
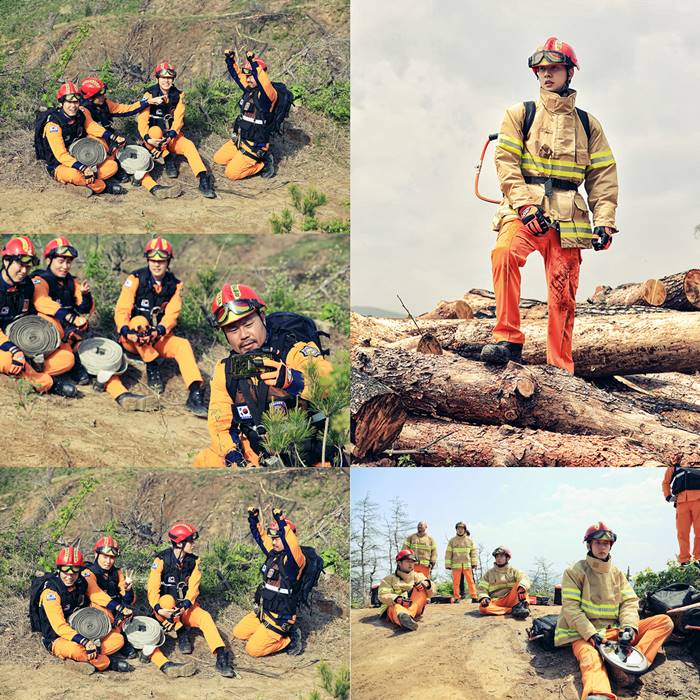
top-left (351, 270), bottom-right (700, 467)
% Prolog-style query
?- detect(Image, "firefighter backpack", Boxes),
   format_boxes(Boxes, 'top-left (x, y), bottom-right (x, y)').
top-left (268, 82), bottom-right (294, 136)
top-left (28, 572), bottom-right (56, 632)
top-left (266, 311), bottom-right (330, 359)
top-left (295, 545), bottom-right (325, 609)
top-left (642, 583), bottom-right (700, 615)
top-left (527, 614), bottom-right (559, 651)
top-left (34, 109), bottom-right (56, 161)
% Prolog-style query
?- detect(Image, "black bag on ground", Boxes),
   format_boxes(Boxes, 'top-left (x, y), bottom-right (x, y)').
top-left (295, 545), bottom-right (324, 609)
top-left (370, 584), bottom-right (380, 607)
top-left (527, 614), bottom-right (559, 651)
top-left (681, 607), bottom-right (700, 633)
top-left (28, 572), bottom-right (56, 632)
top-left (643, 583), bottom-right (700, 615)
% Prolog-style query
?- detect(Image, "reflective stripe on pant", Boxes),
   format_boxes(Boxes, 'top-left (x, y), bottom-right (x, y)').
top-left (491, 219), bottom-right (581, 373)
top-left (154, 594), bottom-right (224, 653)
top-left (479, 582), bottom-right (524, 616)
top-left (571, 614), bottom-right (673, 700)
top-left (213, 140), bottom-right (265, 181)
top-left (452, 567), bottom-right (476, 600)
top-left (51, 628), bottom-right (124, 671)
top-left (53, 158), bottom-right (119, 194)
top-left (0, 345), bottom-right (74, 392)
top-left (232, 611), bottom-right (290, 657)
top-left (147, 127), bottom-right (206, 177)
top-left (120, 334), bottom-right (203, 388)
top-left (677, 499), bottom-right (700, 563)
top-left (386, 586), bottom-right (428, 627)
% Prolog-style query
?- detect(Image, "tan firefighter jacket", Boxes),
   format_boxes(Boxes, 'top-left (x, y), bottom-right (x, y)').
top-left (494, 87), bottom-right (618, 249)
top-left (402, 533), bottom-right (437, 568)
top-left (445, 534), bottom-right (478, 570)
top-left (477, 564), bottom-right (530, 600)
top-left (377, 568), bottom-right (434, 616)
top-left (554, 554), bottom-right (638, 647)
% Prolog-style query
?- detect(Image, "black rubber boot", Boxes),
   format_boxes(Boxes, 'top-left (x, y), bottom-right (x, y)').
top-left (214, 647), bottom-right (235, 678)
top-left (260, 152), bottom-right (275, 179)
top-left (70, 354), bottom-right (90, 385)
top-left (114, 165), bottom-right (131, 183)
top-left (398, 612), bottom-right (418, 631)
top-left (511, 600), bottom-right (530, 620)
top-left (50, 375), bottom-right (79, 398)
top-left (185, 382), bottom-right (208, 418)
top-left (471, 597), bottom-right (479, 603)
top-left (161, 660), bottom-right (196, 678)
top-left (198, 172), bottom-right (215, 199)
top-left (146, 361), bottom-right (164, 394)
top-left (151, 184), bottom-right (183, 199)
top-left (480, 341), bottom-right (523, 365)
top-left (116, 392), bottom-right (158, 412)
top-left (108, 656), bottom-right (134, 672)
top-left (120, 638), bottom-right (138, 659)
top-left (177, 627), bottom-right (193, 655)
top-left (104, 180), bottom-right (127, 195)
top-left (285, 625), bottom-right (303, 656)
top-left (164, 155), bottom-right (179, 178)
top-left (132, 176), bottom-right (142, 188)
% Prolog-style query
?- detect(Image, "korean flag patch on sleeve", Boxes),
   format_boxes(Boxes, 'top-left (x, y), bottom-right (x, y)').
top-left (46, 592), bottom-right (57, 601)
top-left (48, 125), bottom-right (59, 133)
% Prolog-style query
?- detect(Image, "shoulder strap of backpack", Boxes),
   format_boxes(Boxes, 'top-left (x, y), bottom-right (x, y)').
top-left (575, 107), bottom-right (591, 141)
top-left (522, 101), bottom-right (536, 142)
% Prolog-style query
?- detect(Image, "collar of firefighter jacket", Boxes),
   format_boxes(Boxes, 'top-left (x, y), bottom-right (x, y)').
top-left (586, 552), bottom-right (612, 573)
top-left (396, 569), bottom-right (418, 583)
top-left (539, 86), bottom-right (577, 115)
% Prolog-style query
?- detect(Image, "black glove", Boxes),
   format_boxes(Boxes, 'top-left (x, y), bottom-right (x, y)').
top-left (247, 507), bottom-right (259, 522)
top-left (519, 205), bottom-right (550, 236)
top-left (480, 597), bottom-right (491, 608)
top-left (619, 627), bottom-right (635, 647)
top-left (592, 226), bottom-right (613, 251)
top-left (589, 633), bottom-right (604, 647)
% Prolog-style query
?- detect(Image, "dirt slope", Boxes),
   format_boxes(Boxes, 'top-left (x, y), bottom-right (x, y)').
top-left (351, 603), bottom-right (699, 700)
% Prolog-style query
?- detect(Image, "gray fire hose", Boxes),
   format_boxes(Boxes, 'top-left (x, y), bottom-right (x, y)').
top-left (596, 638), bottom-right (650, 677)
top-left (69, 138), bottom-right (107, 168)
top-left (68, 607), bottom-right (111, 642)
top-left (77, 337), bottom-right (127, 389)
top-left (123, 616), bottom-right (165, 657)
top-left (117, 145), bottom-right (154, 182)
top-left (7, 316), bottom-right (60, 370)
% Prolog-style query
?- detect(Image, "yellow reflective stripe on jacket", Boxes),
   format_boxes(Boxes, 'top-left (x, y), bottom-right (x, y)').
top-left (621, 587), bottom-right (637, 602)
top-left (558, 221), bottom-right (595, 239)
top-left (580, 599), bottom-right (620, 618)
top-left (562, 587), bottom-right (582, 601)
top-left (554, 627), bottom-right (581, 643)
top-left (497, 133), bottom-right (523, 156)
top-left (521, 154), bottom-right (586, 179)
top-left (587, 149), bottom-right (616, 170)
top-left (450, 548), bottom-right (470, 553)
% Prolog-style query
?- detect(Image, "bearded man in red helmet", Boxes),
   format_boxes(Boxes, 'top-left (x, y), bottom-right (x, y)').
top-left (147, 521), bottom-right (235, 677)
top-left (554, 522), bottom-right (673, 700)
top-left (193, 282), bottom-right (335, 468)
top-left (137, 61), bottom-right (215, 198)
top-left (481, 37), bottom-right (618, 374)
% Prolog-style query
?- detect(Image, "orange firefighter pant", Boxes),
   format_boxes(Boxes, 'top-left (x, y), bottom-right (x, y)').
top-left (213, 140), bottom-right (265, 181)
top-left (51, 628), bottom-right (124, 671)
top-left (233, 611), bottom-right (291, 657)
top-left (146, 126), bottom-right (206, 177)
top-left (413, 563), bottom-right (431, 577)
top-left (479, 582), bottom-right (526, 616)
top-left (54, 158), bottom-right (119, 194)
top-left (452, 567), bottom-right (477, 600)
top-left (154, 594), bottom-right (224, 653)
top-left (677, 499), bottom-right (700, 563)
top-left (386, 586), bottom-right (428, 628)
top-left (0, 345), bottom-right (75, 392)
top-left (491, 219), bottom-right (582, 373)
top-left (571, 614), bottom-right (673, 700)
top-left (120, 333), bottom-right (202, 388)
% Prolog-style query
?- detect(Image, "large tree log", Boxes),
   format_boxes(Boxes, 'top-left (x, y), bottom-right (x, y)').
top-left (588, 280), bottom-right (666, 307)
top-left (393, 418), bottom-right (666, 467)
top-left (659, 270), bottom-right (700, 310)
top-left (418, 299), bottom-right (473, 320)
top-left (463, 289), bottom-right (547, 319)
top-left (350, 369), bottom-right (407, 459)
top-left (355, 310), bottom-right (700, 378)
top-left (352, 346), bottom-right (700, 466)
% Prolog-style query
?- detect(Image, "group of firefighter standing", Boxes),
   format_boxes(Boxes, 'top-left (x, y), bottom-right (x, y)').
top-left (31, 508), bottom-right (320, 677)
top-left (35, 50), bottom-right (289, 199)
top-left (377, 520), bottom-right (676, 700)
top-left (0, 234), bottom-right (335, 468)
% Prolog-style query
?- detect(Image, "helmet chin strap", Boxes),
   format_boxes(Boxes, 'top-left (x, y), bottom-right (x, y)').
top-left (2, 258), bottom-right (21, 286)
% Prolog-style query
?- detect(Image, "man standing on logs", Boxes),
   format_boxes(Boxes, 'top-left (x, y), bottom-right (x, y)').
top-left (663, 467), bottom-right (700, 567)
top-left (402, 521), bottom-right (437, 577)
top-left (481, 37), bottom-right (618, 373)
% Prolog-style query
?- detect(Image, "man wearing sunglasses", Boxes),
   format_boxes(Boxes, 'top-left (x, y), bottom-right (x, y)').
top-left (147, 521), bottom-right (235, 677)
top-left (481, 37), bottom-right (618, 374)
top-left (0, 236), bottom-right (77, 397)
top-left (137, 62), bottom-right (215, 198)
top-left (34, 546), bottom-right (133, 673)
top-left (213, 50), bottom-right (278, 181)
top-left (40, 82), bottom-right (125, 196)
top-left (114, 237), bottom-right (207, 416)
top-left (192, 283), bottom-right (334, 468)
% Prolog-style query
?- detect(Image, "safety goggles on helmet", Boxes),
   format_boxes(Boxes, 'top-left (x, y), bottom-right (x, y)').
top-left (181, 532), bottom-right (199, 543)
top-left (50, 245), bottom-right (78, 259)
top-left (96, 546), bottom-right (118, 557)
top-left (58, 565), bottom-right (83, 574)
top-left (528, 50), bottom-right (570, 69)
top-left (63, 94), bottom-right (81, 103)
top-left (587, 530), bottom-right (616, 542)
top-left (146, 249), bottom-right (171, 261)
top-left (212, 298), bottom-right (262, 327)
top-left (157, 69), bottom-right (176, 78)
top-left (9, 254), bottom-right (39, 266)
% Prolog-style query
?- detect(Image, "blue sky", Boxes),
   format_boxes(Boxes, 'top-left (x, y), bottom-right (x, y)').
top-left (352, 0), bottom-right (700, 312)
top-left (351, 468), bottom-right (675, 581)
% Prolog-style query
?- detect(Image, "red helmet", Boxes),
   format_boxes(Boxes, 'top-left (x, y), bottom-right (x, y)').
top-left (244, 57), bottom-right (268, 73)
top-left (2, 236), bottom-right (39, 265)
top-left (396, 549), bottom-right (418, 563)
top-left (168, 521), bottom-right (199, 544)
top-left (529, 37), bottom-right (579, 74)
top-left (268, 518), bottom-right (297, 536)
top-left (80, 77), bottom-right (107, 99)
top-left (492, 546), bottom-right (512, 559)
top-left (154, 62), bottom-right (177, 78)
top-left (94, 535), bottom-right (120, 556)
top-left (56, 546), bottom-right (85, 568)
top-left (44, 237), bottom-right (78, 260)
top-left (583, 521), bottom-right (617, 544)
top-left (211, 283), bottom-right (265, 328)
top-left (144, 237), bottom-right (173, 260)
top-left (56, 81), bottom-right (81, 102)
